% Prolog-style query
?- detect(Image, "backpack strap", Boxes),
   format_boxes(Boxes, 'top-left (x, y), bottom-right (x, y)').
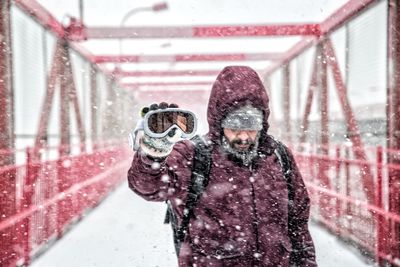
top-left (274, 140), bottom-right (294, 205)
top-left (275, 140), bottom-right (311, 265)
top-left (168, 135), bottom-right (212, 255)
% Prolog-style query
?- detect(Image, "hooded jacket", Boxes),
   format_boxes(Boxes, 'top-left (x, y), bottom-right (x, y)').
top-left (128, 66), bottom-right (317, 267)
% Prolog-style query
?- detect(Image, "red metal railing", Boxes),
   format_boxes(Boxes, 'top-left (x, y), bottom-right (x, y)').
top-left (3, 140), bottom-right (399, 266)
top-left (294, 143), bottom-right (400, 266)
top-left (0, 142), bottom-right (131, 266)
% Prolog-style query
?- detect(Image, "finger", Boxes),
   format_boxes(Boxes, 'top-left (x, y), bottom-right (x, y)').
top-left (149, 103), bottom-right (159, 111)
top-left (169, 103), bottom-right (178, 108)
top-left (159, 102), bottom-right (169, 109)
top-left (141, 107), bottom-right (149, 117)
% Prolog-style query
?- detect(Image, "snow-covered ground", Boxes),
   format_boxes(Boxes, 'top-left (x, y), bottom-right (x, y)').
top-left (31, 184), bottom-right (373, 267)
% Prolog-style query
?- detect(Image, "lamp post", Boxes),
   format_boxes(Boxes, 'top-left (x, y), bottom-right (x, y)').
top-left (121, 2), bottom-right (168, 26)
top-left (112, 2), bottom-right (168, 138)
top-left (117, 2), bottom-right (168, 73)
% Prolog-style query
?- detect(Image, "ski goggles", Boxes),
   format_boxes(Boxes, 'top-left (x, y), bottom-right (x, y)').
top-left (221, 108), bottom-right (263, 131)
top-left (143, 108), bottom-right (197, 139)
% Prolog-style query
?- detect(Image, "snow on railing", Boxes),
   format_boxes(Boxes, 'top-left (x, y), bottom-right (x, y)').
top-left (294, 143), bottom-right (400, 266)
top-left (0, 142), bottom-right (132, 266)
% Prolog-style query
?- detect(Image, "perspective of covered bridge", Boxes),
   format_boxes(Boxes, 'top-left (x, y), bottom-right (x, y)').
top-left (1, 0), bottom-right (400, 266)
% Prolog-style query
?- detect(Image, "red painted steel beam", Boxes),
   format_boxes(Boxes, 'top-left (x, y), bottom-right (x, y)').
top-left (94, 52), bottom-right (282, 64)
top-left (35, 39), bottom-right (86, 155)
top-left (121, 81), bottom-right (213, 89)
top-left (0, 0), bottom-right (14, 161)
top-left (90, 67), bottom-right (98, 146)
top-left (0, 1), bottom-right (16, 265)
top-left (13, 1), bottom-right (105, 67)
top-left (264, 0), bottom-right (379, 77)
top-left (115, 70), bottom-right (221, 77)
top-left (323, 38), bottom-right (375, 203)
top-left (35, 40), bottom-right (63, 149)
top-left (282, 64), bottom-right (291, 142)
top-left (299, 53), bottom-right (318, 146)
top-left (319, 42), bottom-right (329, 157)
top-left (86, 24), bottom-right (321, 39)
top-left (318, 41), bottom-right (333, 214)
top-left (59, 43), bottom-right (71, 155)
top-left (13, 0), bottom-right (64, 38)
top-left (387, 0), bottom-right (400, 260)
top-left (319, 0), bottom-right (379, 36)
top-left (65, 51), bottom-right (86, 149)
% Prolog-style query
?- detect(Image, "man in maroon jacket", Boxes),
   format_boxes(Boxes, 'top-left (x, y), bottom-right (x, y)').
top-left (128, 66), bottom-right (317, 266)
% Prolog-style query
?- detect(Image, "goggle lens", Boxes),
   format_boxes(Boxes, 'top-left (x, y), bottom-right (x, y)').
top-left (147, 111), bottom-right (195, 134)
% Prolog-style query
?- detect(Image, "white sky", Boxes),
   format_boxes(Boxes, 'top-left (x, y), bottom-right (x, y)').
top-left (35, 0), bottom-right (375, 93)
top-left (37, 0), bottom-right (348, 26)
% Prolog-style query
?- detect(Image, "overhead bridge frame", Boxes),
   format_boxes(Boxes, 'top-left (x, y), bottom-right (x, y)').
top-left (1, 0), bottom-right (399, 266)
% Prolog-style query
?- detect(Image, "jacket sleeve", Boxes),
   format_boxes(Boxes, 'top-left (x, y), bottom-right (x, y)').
top-left (127, 140), bottom-right (194, 202)
top-left (286, 148), bottom-right (317, 267)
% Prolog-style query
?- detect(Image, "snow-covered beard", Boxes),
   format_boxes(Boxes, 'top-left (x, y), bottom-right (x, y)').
top-left (221, 135), bottom-right (260, 166)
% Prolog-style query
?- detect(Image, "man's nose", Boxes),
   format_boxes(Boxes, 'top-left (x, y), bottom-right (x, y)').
top-left (236, 131), bottom-right (249, 140)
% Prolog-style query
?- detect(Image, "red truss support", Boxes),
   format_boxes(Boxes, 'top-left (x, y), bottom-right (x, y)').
top-left (319, 0), bottom-right (379, 36)
top-left (64, 48), bottom-right (86, 152)
top-left (295, 38), bottom-right (373, 203)
top-left (59, 42), bottom-right (71, 155)
top-left (0, 0), bottom-right (14, 161)
top-left (323, 39), bottom-right (375, 203)
top-left (317, 41), bottom-right (333, 216)
top-left (86, 24), bottom-right (321, 39)
top-left (94, 52), bottom-right (282, 64)
top-left (90, 66), bottom-right (98, 147)
top-left (299, 52), bottom-right (318, 145)
top-left (387, 0), bottom-right (400, 260)
top-left (0, 0), bottom-right (15, 264)
top-left (14, 0), bottom-right (64, 38)
top-left (298, 45), bottom-right (332, 191)
top-left (318, 42), bottom-right (329, 157)
top-left (35, 41), bottom-right (63, 149)
top-left (35, 40), bottom-right (86, 155)
top-left (282, 64), bottom-right (291, 142)
top-left (264, 0), bottom-right (379, 77)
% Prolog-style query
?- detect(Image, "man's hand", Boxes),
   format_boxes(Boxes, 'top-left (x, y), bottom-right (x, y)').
top-left (139, 102), bottom-right (180, 158)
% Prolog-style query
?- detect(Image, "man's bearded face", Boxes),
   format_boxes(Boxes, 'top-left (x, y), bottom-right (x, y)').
top-left (222, 128), bottom-right (260, 166)
top-left (223, 128), bottom-right (259, 150)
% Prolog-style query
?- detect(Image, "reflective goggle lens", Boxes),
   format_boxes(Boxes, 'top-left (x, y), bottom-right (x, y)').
top-left (147, 111), bottom-right (195, 134)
